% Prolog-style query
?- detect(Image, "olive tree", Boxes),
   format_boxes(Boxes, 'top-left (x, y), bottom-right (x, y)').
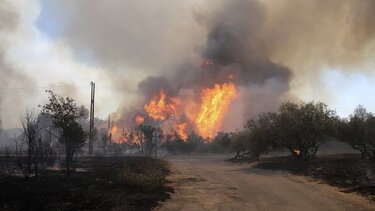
top-left (231, 130), bottom-right (251, 160)
top-left (210, 132), bottom-right (232, 153)
top-left (273, 102), bottom-right (337, 160)
top-left (231, 112), bottom-right (275, 160)
top-left (244, 112), bottom-right (276, 160)
top-left (338, 105), bottom-right (375, 159)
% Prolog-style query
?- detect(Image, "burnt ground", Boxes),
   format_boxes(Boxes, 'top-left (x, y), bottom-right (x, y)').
top-left (0, 156), bottom-right (173, 211)
top-left (254, 154), bottom-right (375, 201)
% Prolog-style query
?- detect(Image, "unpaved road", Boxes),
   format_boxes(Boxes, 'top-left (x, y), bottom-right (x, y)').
top-left (158, 154), bottom-right (375, 211)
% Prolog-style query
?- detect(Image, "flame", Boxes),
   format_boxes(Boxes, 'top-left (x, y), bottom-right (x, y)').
top-left (111, 126), bottom-right (118, 136)
top-left (144, 90), bottom-right (181, 121)
top-left (175, 122), bottom-right (188, 141)
top-left (294, 149), bottom-right (301, 156)
top-left (135, 115), bottom-right (145, 125)
top-left (195, 82), bottom-right (236, 139)
top-left (110, 126), bottom-right (122, 143)
top-left (201, 58), bottom-right (214, 67)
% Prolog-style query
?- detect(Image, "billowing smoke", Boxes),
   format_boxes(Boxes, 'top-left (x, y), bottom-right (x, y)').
top-left (0, 2), bottom-right (35, 127)
top-left (2, 0), bottom-right (375, 132)
top-left (42, 0), bottom-right (375, 133)
top-left (130, 0), bottom-right (292, 131)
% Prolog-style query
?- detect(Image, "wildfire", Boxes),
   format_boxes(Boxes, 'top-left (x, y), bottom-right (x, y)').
top-left (110, 126), bottom-right (123, 144)
top-left (111, 126), bottom-right (118, 136)
top-left (175, 122), bottom-right (188, 141)
top-left (195, 82), bottom-right (236, 139)
top-left (144, 90), bottom-right (181, 121)
top-left (135, 115), bottom-right (145, 125)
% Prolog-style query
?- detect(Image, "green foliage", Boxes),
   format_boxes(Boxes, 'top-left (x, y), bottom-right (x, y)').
top-left (232, 101), bottom-right (338, 161)
top-left (245, 112), bottom-right (275, 159)
top-left (162, 139), bottom-right (195, 154)
top-left (42, 90), bottom-right (81, 129)
top-left (161, 132), bottom-right (205, 154)
top-left (210, 132), bottom-right (233, 153)
top-left (273, 102), bottom-right (338, 160)
top-left (338, 105), bottom-right (375, 159)
top-left (41, 90), bottom-right (86, 175)
top-left (231, 130), bottom-right (251, 159)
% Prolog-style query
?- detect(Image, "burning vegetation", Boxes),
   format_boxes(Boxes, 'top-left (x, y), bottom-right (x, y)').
top-left (195, 83), bottom-right (236, 138)
top-left (109, 74), bottom-right (238, 144)
top-left (144, 90), bottom-right (180, 121)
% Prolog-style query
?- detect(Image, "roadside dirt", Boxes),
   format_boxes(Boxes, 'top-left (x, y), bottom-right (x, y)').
top-left (158, 154), bottom-right (375, 211)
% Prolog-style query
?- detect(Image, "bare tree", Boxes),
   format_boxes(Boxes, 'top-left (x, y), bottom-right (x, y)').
top-left (17, 110), bottom-right (42, 180)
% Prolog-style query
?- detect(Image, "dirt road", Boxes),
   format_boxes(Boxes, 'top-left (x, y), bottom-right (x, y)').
top-left (158, 154), bottom-right (374, 211)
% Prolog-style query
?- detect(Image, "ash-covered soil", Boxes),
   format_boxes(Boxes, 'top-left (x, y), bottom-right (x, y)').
top-left (0, 156), bottom-right (172, 211)
top-left (254, 154), bottom-right (375, 201)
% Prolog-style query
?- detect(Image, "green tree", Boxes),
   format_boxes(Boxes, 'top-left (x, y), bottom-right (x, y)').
top-left (245, 112), bottom-right (275, 160)
top-left (42, 90), bottom-right (86, 175)
top-left (231, 130), bottom-right (250, 159)
top-left (338, 105), bottom-right (375, 159)
top-left (273, 102), bottom-right (337, 160)
top-left (211, 132), bottom-right (232, 153)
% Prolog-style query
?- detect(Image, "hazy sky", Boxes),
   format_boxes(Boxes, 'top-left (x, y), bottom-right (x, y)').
top-left (1, 0), bottom-right (375, 129)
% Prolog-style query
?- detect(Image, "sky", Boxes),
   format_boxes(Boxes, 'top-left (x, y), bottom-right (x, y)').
top-left (1, 0), bottom-right (375, 129)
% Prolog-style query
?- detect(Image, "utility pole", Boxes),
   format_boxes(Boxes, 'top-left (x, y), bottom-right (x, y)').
top-left (108, 115), bottom-right (112, 141)
top-left (108, 115), bottom-right (111, 129)
top-left (89, 81), bottom-right (95, 156)
top-left (0, 115), bottom-right (3, 135)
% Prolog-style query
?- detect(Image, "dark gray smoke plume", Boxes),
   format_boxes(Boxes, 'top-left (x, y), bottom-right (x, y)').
top-left (134, 0), bottom-right (292, 129)
top-left (34, 0), bottom-right (375, 131)
top-left (202, 0), bottom-right (291, 83)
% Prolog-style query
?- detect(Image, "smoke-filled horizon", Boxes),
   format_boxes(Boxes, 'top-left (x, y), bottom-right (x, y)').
top-left (1, 0), bottom-right (375, 131)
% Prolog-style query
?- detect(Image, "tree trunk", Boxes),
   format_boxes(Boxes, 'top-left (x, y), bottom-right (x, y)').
top-left (34, 163), bottom-right (38, 180)
top-left (66, 158), bottom-right (70, 176)
top-left (234, 150), bottom-right (242, 159)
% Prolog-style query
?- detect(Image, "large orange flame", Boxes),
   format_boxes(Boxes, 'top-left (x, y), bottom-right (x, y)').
top-left (144, 90), bottom-right (180, 121)
top-left (194, 83), bottom-right (236, 139)
top-left (175, 122), bottom-right (188, 141)
top-left (135, 115), bottom-right (145, 125)
top-left (111, 126), bottom-right (123, 144)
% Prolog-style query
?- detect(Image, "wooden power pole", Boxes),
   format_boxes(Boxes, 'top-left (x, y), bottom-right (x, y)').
top-left (108, 114), bottom-right (112, 141)
top-left (89, 81), bottom-right (95, 156)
